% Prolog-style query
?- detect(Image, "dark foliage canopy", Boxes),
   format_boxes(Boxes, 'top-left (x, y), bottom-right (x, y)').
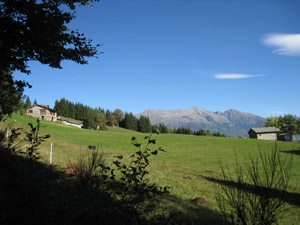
top-left (0, 70), bottom-right (29, 119)
top-left (0, 0), bottom-right (100, 118)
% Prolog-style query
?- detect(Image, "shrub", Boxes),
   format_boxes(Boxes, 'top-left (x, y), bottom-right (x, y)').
top-left (215, 144), bottom-right (292, 225)
top-left (24, 119), bottom-right (50, 161)
top-left (66, 150), bottom-right (106, 189)
top-left (101, 134), bottom-right (169, 210)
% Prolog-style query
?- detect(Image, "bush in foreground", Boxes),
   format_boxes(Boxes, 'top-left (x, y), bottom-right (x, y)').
top-left (215, 144), bottom-right (292, 225)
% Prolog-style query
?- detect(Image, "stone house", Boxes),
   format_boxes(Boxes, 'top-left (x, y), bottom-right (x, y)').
top-left (248, 127), bottom-right (281, 141)
top-left (26, 104), bottom-right (57, 121)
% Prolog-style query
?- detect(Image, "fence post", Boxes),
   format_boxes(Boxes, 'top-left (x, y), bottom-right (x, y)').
top-left (50, 142), bottom-right (53, 165)
top-left (6, 127), bottom-right (9, 143)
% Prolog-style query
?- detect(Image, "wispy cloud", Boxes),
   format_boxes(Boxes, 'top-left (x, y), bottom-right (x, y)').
top-left (214, 73), bottom-right (263, 79)
top-left (268, 111), bottom-right (286, 116)
top-left (262, 33), bottom-right (300, 56)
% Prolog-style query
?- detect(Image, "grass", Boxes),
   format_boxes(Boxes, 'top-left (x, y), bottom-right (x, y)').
top-left (1, 114), bottom-right (300, 224)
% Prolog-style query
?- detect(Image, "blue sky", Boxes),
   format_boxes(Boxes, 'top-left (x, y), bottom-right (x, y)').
top-left (14, 0), bottom-right (300, 118)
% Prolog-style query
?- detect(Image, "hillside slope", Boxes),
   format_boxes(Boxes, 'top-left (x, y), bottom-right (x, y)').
top-left (1, 114), bottom-right (299, 225)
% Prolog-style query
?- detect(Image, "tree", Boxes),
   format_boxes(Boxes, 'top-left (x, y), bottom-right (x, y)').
top-left (83, 110), bottom-right (96, 129)
top-left (33, 99), bottom-right (37, 105)
top-left (108, 115), bottom-right (117, 126)
top-left (120, 113), bottom-right (138, 131)
top-left (152, 125), bottom-right (160, 134)
top-left (94, 110), bottom-right (106, 130)
top-left (278, 115), bottom-right (298, 135)
top-left (0, 0), bottom-right (100, 119)
top-left (112, 109), bottom-right (124, 126)
top-left (138, 116), bottom-right (152, 133)
top-left (0, 70), bottom-right (28, 120)
top-left (266, 115), bottom-right (299, 140)
top-left (205, 129), bottom-right (212, 136)
top-left (158, 123), bottom-right (170, 134)
top-left (105, 109), bottom-right (112, 121)
top-left (14, 98), bottom-right (26, 116)
top-left (24, 96), bottom-right (31, 109)
top-left (67, 100), bottom-right (76, 118)
top-left (265, 116), bottom-right (280, 129)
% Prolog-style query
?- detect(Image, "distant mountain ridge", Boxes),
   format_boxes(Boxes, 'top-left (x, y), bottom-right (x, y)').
top-left (136, 107), bottom-right (266, 137)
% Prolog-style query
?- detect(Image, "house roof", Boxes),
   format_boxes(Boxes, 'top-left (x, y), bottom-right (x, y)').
top-left (27, 104), bottom-right (56, 112)
top-left (248, 127), bottom-right (281, 134)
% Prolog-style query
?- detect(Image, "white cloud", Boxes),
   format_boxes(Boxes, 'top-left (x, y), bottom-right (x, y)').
top-left (214, 73), bottom-right (260, 79)
top-left (268, 111), bottom-right (286, 116)
top-left (262, 33), bottom-right (300, 56)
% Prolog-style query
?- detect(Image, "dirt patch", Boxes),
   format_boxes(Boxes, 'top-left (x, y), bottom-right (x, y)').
top-left (205, 170), bottom-right (215, 173)
top-left (183, 176), bottom-right (192, 180)
top-left (191, 197), bottom-right (213, 207)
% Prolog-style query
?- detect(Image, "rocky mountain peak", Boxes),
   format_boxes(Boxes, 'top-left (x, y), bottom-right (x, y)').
top-left (136, 107), bottom-right (265, 137)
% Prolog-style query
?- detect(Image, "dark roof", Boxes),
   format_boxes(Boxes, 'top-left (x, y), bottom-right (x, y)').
top-left (248, 127), bottom-right (281, 134)
top-left (27, 104), bottom-right (56, 112)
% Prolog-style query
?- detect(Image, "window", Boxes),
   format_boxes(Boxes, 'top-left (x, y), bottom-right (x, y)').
top-left (40, 109), bottom-right (46, 115)
top-left (28, 110), bottom-right (33, 113)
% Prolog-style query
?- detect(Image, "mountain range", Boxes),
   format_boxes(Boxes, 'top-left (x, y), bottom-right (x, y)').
top-left (136, 107), bottom-right (266, 137)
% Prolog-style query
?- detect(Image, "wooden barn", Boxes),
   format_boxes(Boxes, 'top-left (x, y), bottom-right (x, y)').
top-left (248, 127), bottom-right (281, 141)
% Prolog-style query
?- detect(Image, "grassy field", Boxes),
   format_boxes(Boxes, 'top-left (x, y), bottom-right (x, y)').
top-left (1, 114), bottom-right (300, 224)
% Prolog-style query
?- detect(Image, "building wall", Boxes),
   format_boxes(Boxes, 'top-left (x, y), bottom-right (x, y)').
top-left (257, 133), bottom-right (277, 141)
top-left (62, 121), bottom-right (82, 128)
top-left (27, 105), bottom-right (57, 121)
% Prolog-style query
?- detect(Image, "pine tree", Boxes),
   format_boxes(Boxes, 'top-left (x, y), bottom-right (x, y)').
top-left (54, 100), bottom-right (60, 115)
top-left (121, 112), bottom-right (138, 131)
top-left (159, 123), bottom-right (170, 134)
top-left (152, 125), bottom-right (160, 134)
top-left (105, 109), bottom-right (112, 121)
top-left (24, 96), bottom-right (31, 109)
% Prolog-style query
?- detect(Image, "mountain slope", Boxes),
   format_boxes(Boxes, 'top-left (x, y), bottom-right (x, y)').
top-left (136, 107), bottom-right (266, 137)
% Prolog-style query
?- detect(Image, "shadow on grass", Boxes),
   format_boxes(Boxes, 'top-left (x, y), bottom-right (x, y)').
top-left (281, 149), bottom-right (300, 156)
top-left (0, 145), bottom-right (226, 225)
top-left (200, 175), bottom-right (300, 207)
top-left (151, 194), bottom-right (225, 225)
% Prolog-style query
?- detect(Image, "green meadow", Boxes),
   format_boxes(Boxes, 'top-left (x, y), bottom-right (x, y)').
top-left (1, 114), bottom-right (300, 224)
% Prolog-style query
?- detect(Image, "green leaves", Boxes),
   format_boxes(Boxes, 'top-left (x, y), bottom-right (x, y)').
top-left (24, 119), bottom-right (50, 161)
top-left (100, 134), bottom-right (168, 209)
top-left (151, 150), bottom-right (158, 155)
top-left (1, 0), bottom-right (101, 118)
top-left (148, 139), bottom-right (156, 144)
